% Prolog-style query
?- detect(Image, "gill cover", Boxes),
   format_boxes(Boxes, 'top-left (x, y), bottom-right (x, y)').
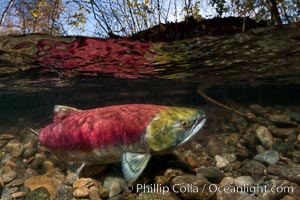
top-left (145, 107), bottom-right (206, 152)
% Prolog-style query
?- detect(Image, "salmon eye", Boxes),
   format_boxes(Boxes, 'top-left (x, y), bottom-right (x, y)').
top-left (180, 120), bottom-right (188, 128)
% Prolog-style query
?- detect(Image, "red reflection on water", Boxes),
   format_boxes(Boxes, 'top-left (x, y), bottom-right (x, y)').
top-left (36, 38), bottom-right (157, 79)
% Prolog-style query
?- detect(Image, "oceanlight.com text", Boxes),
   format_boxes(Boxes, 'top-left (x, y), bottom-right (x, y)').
top-left (208, 184), bottom-right (294, 195)
top-left (125, 183), bottom-right (294, 196)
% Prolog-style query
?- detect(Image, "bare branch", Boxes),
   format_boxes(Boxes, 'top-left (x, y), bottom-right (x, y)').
top-left (0, 0), bottom-right (14, 26)
top-left (197, 89), bottom-right (268, 126)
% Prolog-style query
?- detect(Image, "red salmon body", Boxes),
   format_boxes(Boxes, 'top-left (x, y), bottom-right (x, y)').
top-left (39, 104), bottom-right (166, 151)
top-left (38, 104), bottom-right (206, 182)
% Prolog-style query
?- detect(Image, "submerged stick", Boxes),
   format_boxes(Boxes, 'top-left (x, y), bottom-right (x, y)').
top-left (197, 89), bottom-right (268, 125)
top-left (28, 128), bottom-right (39, 135)
top-left (70, 163), bottom-right (86, 184)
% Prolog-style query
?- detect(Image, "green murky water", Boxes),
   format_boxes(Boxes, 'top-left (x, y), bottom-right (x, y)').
top-left (0, 67), bottom-right (299, 133)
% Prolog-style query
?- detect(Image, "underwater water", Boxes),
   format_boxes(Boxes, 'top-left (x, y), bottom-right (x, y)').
top-left (1, 69), bottom-right (299, 133)
top-left (1, 33), bottom-right (300, 199)
top-left (1, 64), bottom-right (300, 199)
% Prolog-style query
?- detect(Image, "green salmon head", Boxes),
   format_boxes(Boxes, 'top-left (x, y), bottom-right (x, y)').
top-left (145, 107), bottom-right (206, 152)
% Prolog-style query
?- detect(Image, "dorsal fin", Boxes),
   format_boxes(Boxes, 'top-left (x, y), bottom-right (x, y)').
top-left (54, 105), bottom-right (81, 121)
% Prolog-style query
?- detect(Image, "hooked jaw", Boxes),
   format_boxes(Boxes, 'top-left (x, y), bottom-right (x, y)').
top-left (178, 112), bottom-right (206, 146)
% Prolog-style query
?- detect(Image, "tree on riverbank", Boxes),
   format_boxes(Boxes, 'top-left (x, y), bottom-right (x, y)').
top-left (0, 0), bottom-right (64, 35)
top-left (0, 0), bottom-right (299, 36)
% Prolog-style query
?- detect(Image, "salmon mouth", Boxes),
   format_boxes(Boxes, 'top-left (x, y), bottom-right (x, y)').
top-left (178, 114), bottom-right (206, 146)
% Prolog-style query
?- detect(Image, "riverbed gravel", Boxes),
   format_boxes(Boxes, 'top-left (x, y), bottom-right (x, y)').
top-left (0, 104), bottom-right (299, 200)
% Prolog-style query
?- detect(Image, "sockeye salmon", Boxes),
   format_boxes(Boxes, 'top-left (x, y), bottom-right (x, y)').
top-left (38, 104), bottom-right (206, 182)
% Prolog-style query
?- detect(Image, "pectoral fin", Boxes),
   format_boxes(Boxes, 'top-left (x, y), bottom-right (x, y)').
top-left (122, 152), bottom-right (151, 182)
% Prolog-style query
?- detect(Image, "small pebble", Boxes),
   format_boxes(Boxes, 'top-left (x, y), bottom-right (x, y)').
top-left (287, 133), bottom-right (298, 143)
top-left (222, 154), bottom-right (236, 163)
top-left (207, 137), bottom-right (229, 157)
top-left (0, 140), bottom-right (7, 148)
top-left (234, 176), bottom-right (254, 187)
top-left (19, 186), bottom-right (30, 193)
top-left (254, 150), bottom-right (280, 165)
top-left (196, 167), bottom-right (225, 183)
top-left (267, 164), bottom-right (284, 177)
top-left (256, 145), bottom-right (266, 154)
top-left (0, 134), bottom-right (15, 140)
top-left (11, 191), bottom-right (27, 198)
top-left (64, 170), bottom-right (76, 184)
top-left (22, 137), bottom-right (36, 149)
top-left (163, 169), bottom-right (184, 183)
top-left (25, 187), bottom-right (50, 200)
top-left (215, 155), bottom-right (229, 169)
top-left (281, 195), bottom-right (297, 200)
top-left (241, 160), bottom-right (266, 179)
top-left (272, 140), bottom-right (295, 154)
top-left (297, 134), bottom-right (300, 144)
top-left (89, 186), bottom-right (101, 200)
top-left (103, 176), bottom-right (126, 198)
top-left (231, 161), bottom-right (242, 170)
top-left (24, 168), bottom-right (38, 180)
top-left (8, 179), bottom-right (24, 187)
top-left (73, 178), bottom-right (95, 189)
top-left (28, 153), bottom-right (46, 169)
top-left (224, 133), bottom-right (240, 146)
top-left (2, 167), bottom-right (17, 183)
top-left (256, 126), bottom-right (274, 148)
top-left (0, 177), bottom-right (4, 187)
top-left (23, 148), bottom-right (37, 159)
top-left (98, 185), bottom-right (109, 198)
top-left (267, 164), bottom-right (300, 184)
top-left (290, 113), bottom-right (300, 122)
top-left (1, 188), bottom-right (13, 200)
top-left (155, 175), bottom-right (168, 185)
top-left (44, 169), bottom-right (65, 184)
top-left (186, 155), bottom-right (200, 168)
top-left (269, 127), bottom-right (297, 138)
top-left (56, 185), bottom-right (73, 199)
top-left (73, 187), bottom-right (90, 198)
top-left (24, 175), bottom-right (57, 199)
top-left (235, 143), bottom-right (249, 158)
top-left (249, 104), bottom-right (267, 115)
top-left (220, 177), bottom-right (234, 186)
top-left (234, 117), bottom-right (248, 131)
top-left (42, 160), bottom-right (54, 171)
top-left (270, 114), bottom-right (298, 127)
top-left (6, 139), bottom-right (24, 157)
top-left (8, 187), bottom-right (19, 193)
top-left (2, 153), bottom-right (12, 164)
top-left (5, 160), bottom-right (17, 167)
